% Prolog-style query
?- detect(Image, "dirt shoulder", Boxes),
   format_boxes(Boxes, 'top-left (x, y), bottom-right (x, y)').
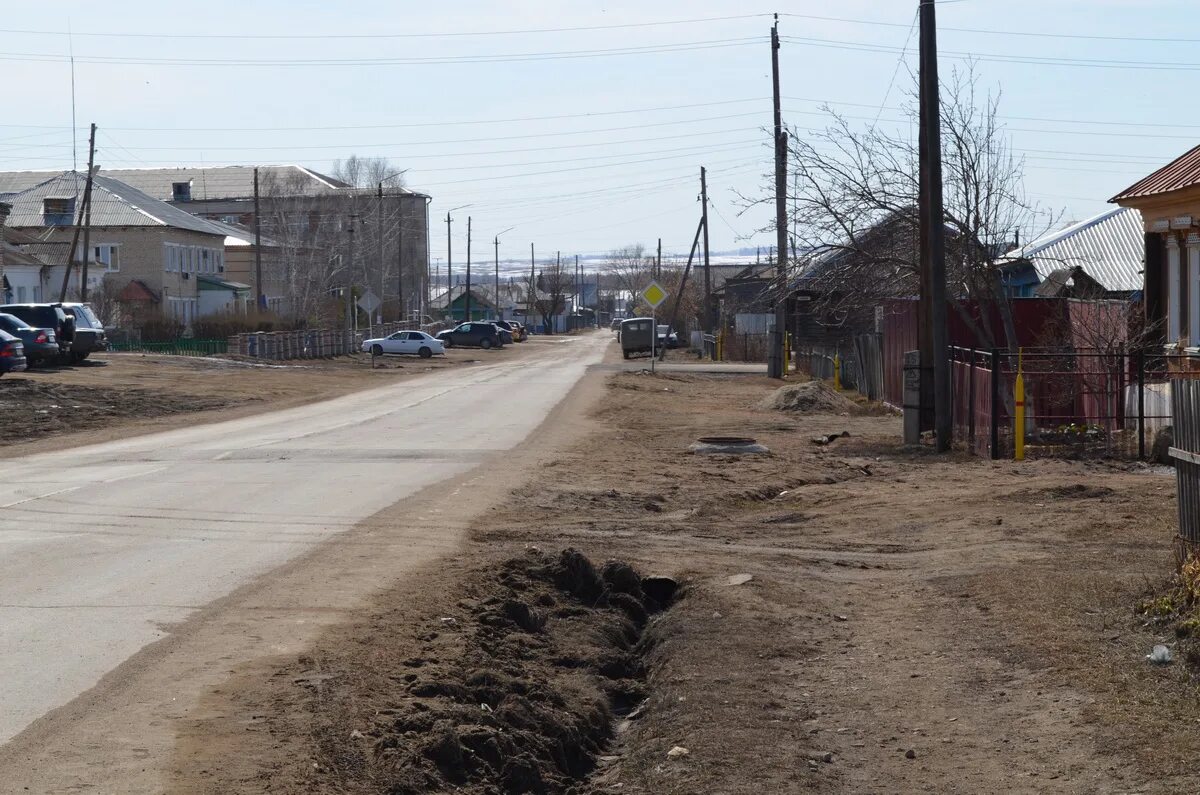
top-left (168, 364), bottom-right (1200, 793)
top-left (0, 338), bottom-right (552, 457)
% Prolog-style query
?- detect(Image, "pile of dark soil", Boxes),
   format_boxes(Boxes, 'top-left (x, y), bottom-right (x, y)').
top-left (760, 380), bottom-right (859, 414)
top-left (0, 378), bottom-right (237, 444)
top-left (314, 548), bottom-right (677, 795)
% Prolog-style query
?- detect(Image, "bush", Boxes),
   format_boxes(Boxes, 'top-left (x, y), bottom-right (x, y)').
top-left (136, 310), bottom-right (185, 342)
top-left (192, 309), bottom-right (279, 339)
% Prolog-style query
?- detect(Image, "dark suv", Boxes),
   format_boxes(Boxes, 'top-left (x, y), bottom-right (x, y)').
top-left (60, 303), bottom-right (108, 362)
top-left (436, 322), bottom-right (503, 349)
top-left (0, 304), bottom-right (75, 361)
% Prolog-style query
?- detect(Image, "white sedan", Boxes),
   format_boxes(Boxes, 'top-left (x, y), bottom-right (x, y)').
top-left (361, 330), bottom-right (445, 359)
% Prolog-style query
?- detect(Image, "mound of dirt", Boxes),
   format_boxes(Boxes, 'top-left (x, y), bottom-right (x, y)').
top-left (760, 380), bottom-right (859, 414)
top-left (314, 548), bottom-right (677, 795)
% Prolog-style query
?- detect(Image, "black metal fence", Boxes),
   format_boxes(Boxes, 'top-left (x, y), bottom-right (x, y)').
top-left (951, 346), bottom-right (1184, 460)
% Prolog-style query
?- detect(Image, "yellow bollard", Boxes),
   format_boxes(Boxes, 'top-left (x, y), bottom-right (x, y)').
top-left (1014, 349), bottom-right (1026, 461)
top-left (833, 353), bottom-right (841, 390)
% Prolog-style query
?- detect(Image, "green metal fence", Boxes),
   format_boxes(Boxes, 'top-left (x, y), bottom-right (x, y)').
top-left (109, 338), bottom-right (228, 357)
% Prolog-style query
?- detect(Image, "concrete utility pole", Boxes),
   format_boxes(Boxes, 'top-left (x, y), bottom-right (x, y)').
top-left (465, 216), bottom-right (473, 321)
top-left (60, 122), bottom-right (96, 303)
top-left (768, 17), bottom-right (788, 378)
top-left (575, 254), bottom-right (580, 329)
top-left (918, 0), bottom-right (951, 451)
top-left (254, 167), bottom-right (263, 310)
top-left (656, 237), bottom-right (662, 279)
top-left (701, 166), bottom-right (712, 332)
top-left (494, 235), bottom-right (500, 319)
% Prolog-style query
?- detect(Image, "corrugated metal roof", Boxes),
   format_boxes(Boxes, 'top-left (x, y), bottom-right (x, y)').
top-left (1001, 206), bottom-right (1144, 292)
top-left (2, 172), bottom-right (228, 237)
top-left (1110, 145), bottom-right (1200, 203)
top-left (0, 165), bottom-right (353, 201)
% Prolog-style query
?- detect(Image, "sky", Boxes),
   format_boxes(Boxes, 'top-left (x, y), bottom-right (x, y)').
top-left (0, 0), bottom-right (1197, 272)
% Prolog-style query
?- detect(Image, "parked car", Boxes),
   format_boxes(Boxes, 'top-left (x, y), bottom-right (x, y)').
top-left (490, 323), bottom-right (514, 346)
top-left (657, 324), bottom-right (681, 349)
top-left (436, 322), bottom-right (504, 349)
top-left (620, 317), bottom-right (655, 359)
top-left (0, 329), bottom-right (27, 376)
top-left (0, 313), bottom-right (58, 364)
top-left (60, 303), bottom-right (109, 362)
top-left (0, 303), bottom-right (74, 361)
top-left (361, 330), bottom-right (444, 359)
top-left (494, 320), bottom-right (526, 342)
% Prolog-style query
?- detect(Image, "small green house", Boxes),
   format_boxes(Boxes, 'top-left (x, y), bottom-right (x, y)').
top-left (435, 286), bottom-right (497, 322)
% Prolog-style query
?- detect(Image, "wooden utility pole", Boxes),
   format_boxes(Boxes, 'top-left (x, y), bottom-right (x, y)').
top-left (768, 17), bottom-right (788, 378)
top-left (529, 242), bottom-right (536, 329)
top-left (345, 215), bottom-right (357, 331)
top-left (445, 211), bottom-right (452, 311)
top-left (919, 0), bottom-right (951, 451)
top-left (61, 122), bottom-right (96, 303)
top-left (701, 166), bottom-right (712, 332)
top-left (253, 167), bottom-right (263, 310)
top-left (465, 216), bottom-right (473, 321)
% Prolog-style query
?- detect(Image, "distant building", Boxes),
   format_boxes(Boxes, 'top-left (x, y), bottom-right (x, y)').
top-left (999, 207), bottom-right (1144, 299)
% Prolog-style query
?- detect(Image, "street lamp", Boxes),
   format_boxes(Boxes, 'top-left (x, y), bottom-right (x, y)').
top-left (443, 204), bottom-right (470, 321)
top-left (493, 226), bottom-right (515, 321)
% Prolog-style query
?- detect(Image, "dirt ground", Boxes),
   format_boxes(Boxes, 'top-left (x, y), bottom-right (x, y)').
top-left (0, 339), bottom-right (548, 456)
top-left (168, 354), bottom-right (1200, 793)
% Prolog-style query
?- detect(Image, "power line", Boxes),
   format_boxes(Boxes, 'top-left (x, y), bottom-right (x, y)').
top-left (779, 11), bottom-right (1200, 45)
top-left (781, 34), bottom-right (1200, 73)
top-left (0, 14), bottom-right (772, 40)
top-left (0, 37), bottom-right (764, 67)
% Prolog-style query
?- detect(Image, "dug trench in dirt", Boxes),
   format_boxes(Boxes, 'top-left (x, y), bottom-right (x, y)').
top-left (172, 369), bottom-right (1198, 793)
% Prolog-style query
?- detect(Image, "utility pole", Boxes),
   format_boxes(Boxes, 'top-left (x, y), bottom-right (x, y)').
top-left (919, 0), bottom-right (952, 451)
top-left (656, 237), bottom-right (662, 279)
top-left (60, 122), bottom-right (96, 303)
top-left (575, 254), bottom-right (580, 329)
top-left (254, 167), bottom-right (263, 310)
top-left (345, 215), bottom-right (357, 332)
top-left (768, 16), bottom-right (788, 379)
top-left (445, 212), bottom-right (452, 316)
top-left (701, 166), bottom-right (712, 332)
top-left (529, 242), bottom-right (536, 330)
top-left (376, 182), bottom-right (385, 325)
top-left (494, 234), bottom-right (501, 320)
top-left (465, 216), bottom-right (473, 321)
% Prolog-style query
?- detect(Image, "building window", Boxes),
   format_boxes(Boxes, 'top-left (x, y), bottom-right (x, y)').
top-left (172, 181), bottom-right (192, 202)
top-left (42, 196), bottom-right (75, 226)
top-left (91, 244), bottom-right (119, 273)
top-left (221, 214), bottom-right (239, 224)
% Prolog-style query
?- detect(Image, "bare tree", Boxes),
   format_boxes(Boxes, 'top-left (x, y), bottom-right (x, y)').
top-left (533, 258), bottom-right (572, 334)
top-left (331, 156), bottom-right (407, 190)
top-left (766, 62), bottom-right (1060, 350)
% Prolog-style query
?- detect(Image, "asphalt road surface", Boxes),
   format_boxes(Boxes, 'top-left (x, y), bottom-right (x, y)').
top-left (0, 334), bottom-right (606, 746)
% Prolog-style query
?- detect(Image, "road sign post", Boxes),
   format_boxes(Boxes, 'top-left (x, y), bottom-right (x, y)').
top-left (641, 281), bottom-right (668, 374)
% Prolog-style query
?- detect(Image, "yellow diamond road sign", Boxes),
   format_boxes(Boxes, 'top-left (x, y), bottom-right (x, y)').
top-left (641, 281), bottom-right (668, 308)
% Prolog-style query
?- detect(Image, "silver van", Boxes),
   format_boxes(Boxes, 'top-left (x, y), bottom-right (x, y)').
top-left (620, 317), bottom-right (655, 360)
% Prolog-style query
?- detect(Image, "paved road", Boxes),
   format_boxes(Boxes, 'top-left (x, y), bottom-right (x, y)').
top-left (0, 334), bottom-right (606, 745)
top-left (601, 361), bottom-right (769, 374)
